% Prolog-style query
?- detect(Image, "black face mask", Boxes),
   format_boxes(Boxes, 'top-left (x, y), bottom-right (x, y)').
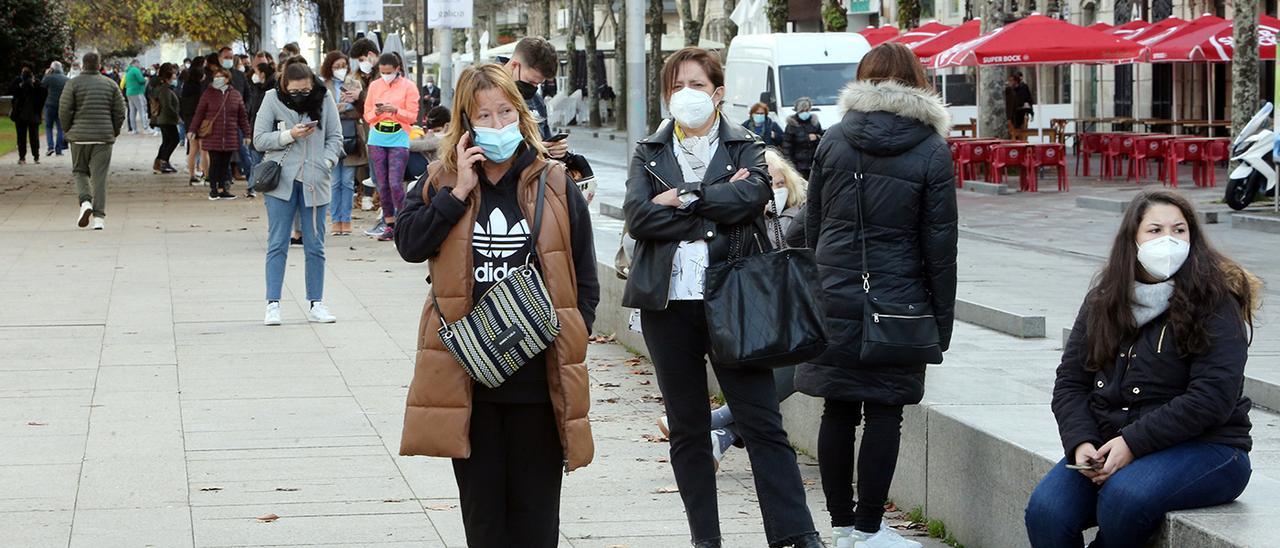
top-left (288, 90), bottom-right (310, 101)
top-left (516, 80), bottom-right (538, 101)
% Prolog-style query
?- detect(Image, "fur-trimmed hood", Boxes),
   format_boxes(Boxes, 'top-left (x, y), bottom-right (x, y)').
top-left (837, 80), bottom-right (950, 142)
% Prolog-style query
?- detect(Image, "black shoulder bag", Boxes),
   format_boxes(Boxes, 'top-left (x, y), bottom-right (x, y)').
top-left (703, 199), bottom-right (828, 370)
top-left (852, 154), bottom-right (944, 366)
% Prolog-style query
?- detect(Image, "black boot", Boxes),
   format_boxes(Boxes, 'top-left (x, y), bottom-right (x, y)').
top-left (785, 532), bottom-right (826, 548)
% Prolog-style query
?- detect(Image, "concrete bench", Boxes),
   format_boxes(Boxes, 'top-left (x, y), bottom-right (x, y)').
top-left (961, 180), bottom-right (1016, 196)
top-left (594, 261), bottom-right (1272, 548)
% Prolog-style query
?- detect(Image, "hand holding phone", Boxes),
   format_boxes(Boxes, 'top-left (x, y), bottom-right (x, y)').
top-left (546, 132), bottom-right (570, 142)
top-left (452, 129), bottom-right (486, 201)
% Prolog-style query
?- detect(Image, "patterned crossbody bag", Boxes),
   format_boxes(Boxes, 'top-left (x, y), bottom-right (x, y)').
top-left (429, 166), bottom-right (561, 388)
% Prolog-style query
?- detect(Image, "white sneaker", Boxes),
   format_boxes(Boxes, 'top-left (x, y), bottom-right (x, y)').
top-left (834, 527), bottom-right (869, 548)
top-left (853, 523), bottom-right (922, 548)
top-left (360, 196), bottom-right (375, 211)
top-left (77, 201), bottom-right (92, 227)
top-left (307, 302), bottom-right (336, 323)
top-left (91, 217), bottom-right (104, 230)
top-left (264, 302), bottom-right (281, 326)
top-left (710, 428), bottom-right (736, 470)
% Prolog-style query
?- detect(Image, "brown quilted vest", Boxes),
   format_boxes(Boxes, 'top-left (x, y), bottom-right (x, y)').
top-left (399, 157), bottom-right (594, 471)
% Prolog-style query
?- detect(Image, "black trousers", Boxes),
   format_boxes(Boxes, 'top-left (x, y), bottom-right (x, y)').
top-left (14, 121), bottom-right (39, 160)
top-left (451, 401), bottom-right (564, 548)
top-left (817, 399), bottom-right (905, 533)
top-left (207, 150), bottom-right (234, 189)
top-left (157, 125), bottom-right (179, 163)
top-left (641, 301), bottom-right (816, 545)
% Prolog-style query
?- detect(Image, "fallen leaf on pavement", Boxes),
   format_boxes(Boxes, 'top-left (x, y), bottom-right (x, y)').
top-left (597, 397), bottom-right (620, 404)
top-left (638, 380), bottom-right (651, 385)
top-left (641, 393), bottom-right (663, 403)
top-left (199, 486), bottom-right (223, 492)
top-left (26, 421), bottom-right (47, 426)
top-left (256, 513), bottom-right (279, 522)
top-left (274, 487), bottom-right (299, 492)
top-left (426, 504), bottom-right (457, 511)
top-left (597, 382), bottom-right (621, 388)
top-left (641, 433), bottom-right (668, 443)
top-left (655, 486), bottom-right (679, 494)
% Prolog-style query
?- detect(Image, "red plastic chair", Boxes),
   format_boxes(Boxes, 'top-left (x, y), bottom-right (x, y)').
top-left (989, 144), bottom-right (1030, 188)
top-left (1201, 139), bottom-right (1231, 188)
top-left (1102, 134), bottom-right (1136, 179)
top-left (1028, 143), bottom-right (1069, 192)
top-left (1128, 136), bottom-right (1169, 182)
top-left (957, 141), bottom-right (994, 181)
top-left (948, 140), bottom-right (964, 185)
top-left (1076, 133), bottom-right (1104, 176)
top-left (1164, 140), bottom-right (1208, 188)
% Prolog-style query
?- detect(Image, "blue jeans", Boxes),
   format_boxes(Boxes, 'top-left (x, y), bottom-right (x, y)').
top-left (330, 162), bottom-right (355, 223)
top-left (44, 105), bottom-right (66, 152)
top-left (1025, 442), bottom-right (1251, 548)
top-left (178, 121), bottom-right (187, 147)
top-left (237, 129), bottom-right (255, 180)
top-left (265, 181), bottom-right (327, 302)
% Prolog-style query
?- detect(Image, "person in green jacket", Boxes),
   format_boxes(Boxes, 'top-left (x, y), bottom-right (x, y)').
top-left (61, 52), bottom-right (125, 230)
top-left (124, 58), bottom-right (149, 134)
top-left (152, 63), bottom-right (181, 174)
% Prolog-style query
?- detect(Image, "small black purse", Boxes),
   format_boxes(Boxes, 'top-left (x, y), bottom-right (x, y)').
top-left (852, 158), bottom-right (944, 367)
top-left (250, 159), bottom-right (282, 192)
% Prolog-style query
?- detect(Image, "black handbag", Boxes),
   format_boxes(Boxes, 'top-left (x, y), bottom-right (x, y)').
top-left (250, 159), bottom-right (282, 192)
top-left (703, 204), bottom-right (828, 370)
top-left (341, 118), bottom-right (359, 155)
top-left (851, 156), bottom-right (944, 367)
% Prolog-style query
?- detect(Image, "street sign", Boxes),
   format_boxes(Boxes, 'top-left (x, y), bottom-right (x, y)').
top-left (847, 0), bottom-right (880, 15)
top-left (428, 0), bottom-right (474, 28)
top-left (344, 0), bottom-right (383, 22)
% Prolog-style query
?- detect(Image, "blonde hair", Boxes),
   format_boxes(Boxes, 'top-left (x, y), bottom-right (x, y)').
top-left (439, 63), bottom-right (547, 172)
top-left (764, 148), bottom-right (807, 210)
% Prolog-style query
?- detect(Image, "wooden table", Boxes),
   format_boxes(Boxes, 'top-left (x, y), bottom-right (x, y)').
top-left (952, 123), bottom-right (977, 137)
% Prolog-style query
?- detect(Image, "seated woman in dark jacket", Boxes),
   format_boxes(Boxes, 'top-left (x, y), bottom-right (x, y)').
top-left (1025, 189), bottom-right (1260, 547)
top-left (623, 47), bottom-right (821, 548)
top-left (796, 42), bottom-right (957, 548)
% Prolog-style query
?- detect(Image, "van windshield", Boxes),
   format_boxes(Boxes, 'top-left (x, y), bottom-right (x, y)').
top-left (778, 63), bottom-right (858, 108)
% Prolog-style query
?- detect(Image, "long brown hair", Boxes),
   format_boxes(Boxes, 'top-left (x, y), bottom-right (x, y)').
top-left (1084, 190), bottom-right (1261, 371)
top-left (438, 63), bottom-right (547, 172)
top-left (856, 42), bottom-right (930, 89)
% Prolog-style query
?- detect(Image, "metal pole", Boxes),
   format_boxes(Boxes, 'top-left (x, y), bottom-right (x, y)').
top-left (1037, 65), bottom-right (1045, 141)
top-left (441, 27), bottom-right (455, 108)
top-left (625, 0), bottom-right (646, 155)
top-left (259, 0), bottom-right (272, 54)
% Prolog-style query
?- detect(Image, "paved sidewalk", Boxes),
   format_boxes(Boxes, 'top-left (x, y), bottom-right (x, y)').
top-left (0, 135), bottom-right (948, 547)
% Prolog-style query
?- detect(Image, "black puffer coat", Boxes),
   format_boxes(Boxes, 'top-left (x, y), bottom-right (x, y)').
top-left (782, 115), bottom-right (823, 176)
top-left (1053, 298), bottom-right (1252, 462)
top-left (795, 80), bottom-right (957, 406)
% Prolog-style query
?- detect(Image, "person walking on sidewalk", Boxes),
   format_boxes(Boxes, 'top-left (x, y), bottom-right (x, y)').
top-left (797, 43), bottom-right (957, 548)
top-left (42, 61), bottom-right (69, 156)
top-left (622, 47), bottom-right (822, 548)
top-left (181, 57), bottom-right (209, 185)
top-left (394, 63), bottom-right (599, 548)
top-left (9, 65), bottom-right (45, 165)
top-left (781, 97), bottom-right (823, 177)
top-left (152, 64), bottom-right (181, 174)
top-left (124, 59), bottom-right (149, 135)
top-left (253, 61), bottom-right (343, 326)
top-left (60, 52), bottom-right (125, 230)
top-left (1024, 189), bottom-right (1260, 548)
top-left (362, 52), bottom-right (419, 242)
top-left (321, 50), bottom-right (362, 236)
top-left (190, 64), bottom-right (250, 201)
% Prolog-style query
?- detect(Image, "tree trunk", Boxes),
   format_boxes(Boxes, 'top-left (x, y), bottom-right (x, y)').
top-left (471, 18), bottom-right (482, 62)
top-left (583, 0), bottom-right (602, 127)
top-left (567, 0), bottom-right (580, 95)
top-left (722, 0), bottom-right (738, 45)
top-left (615, 0), bottom-right (627, 131)
top-left (978, 0), bottom-right (1009, 139)
top-left (766, 0), bottom-right (788, 33)
top-left (1151, 0), bottom-right (1173, 21)
top-left (1230, 0), bottom-right (1259, 152)
top-left (647, 0), bottom-right (664, 132)
top-left (679, 0), bottom-right (707, 47)
top-left (898, 0), bottom-right (920, 31)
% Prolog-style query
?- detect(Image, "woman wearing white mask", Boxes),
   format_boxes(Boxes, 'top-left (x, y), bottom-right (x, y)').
top-left (362, 52), bottom-right (420, 242)
top-left (392, 62), bottom-right (599, 548)
top-left (1026, 189), bottom-right (1260, 547)
top-left (622, 47), bottom-right (822, 548)
top-left (321, 51), bottom-right (362, 235)
top-left (189, 64), bottom-right (250, 200)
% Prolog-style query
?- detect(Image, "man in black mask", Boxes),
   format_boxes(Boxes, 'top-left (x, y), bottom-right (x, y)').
top-left (501, 37), bottom-right (597, 203)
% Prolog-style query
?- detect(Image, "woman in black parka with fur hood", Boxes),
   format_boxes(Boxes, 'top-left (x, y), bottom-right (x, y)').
top-left (795, 43), bottom-right (957, 546)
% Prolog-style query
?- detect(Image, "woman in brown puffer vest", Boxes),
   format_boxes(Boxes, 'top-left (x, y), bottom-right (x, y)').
top-left (393, 63), bottom-right (599, 548)
top-left (189, 64), bottom-right (250, 200)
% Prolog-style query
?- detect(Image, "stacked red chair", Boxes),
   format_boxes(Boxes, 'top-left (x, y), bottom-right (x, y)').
top-left (1102, 134), bottom-right (1136, 179)
top-left (1028, 143), bottom-right (1069, 192)
top-left (1128, 136), bottom-right (1169, 182)
top-left (989, 144), bottom-right (1029, 188)
top-left (1164, 140), bottom-right (1208, 188)
top-left (1076, 133), bottom-right (1105, 176)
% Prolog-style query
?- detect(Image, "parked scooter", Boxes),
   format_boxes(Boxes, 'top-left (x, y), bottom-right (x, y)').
top-left (1225, 102), bottom-right (1277, 211)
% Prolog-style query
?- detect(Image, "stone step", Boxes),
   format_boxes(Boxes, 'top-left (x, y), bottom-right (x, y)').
top-left (1077, 195), bottom-right (1225, 224)
top-left (1231, 212), bottom-right (1280, 234)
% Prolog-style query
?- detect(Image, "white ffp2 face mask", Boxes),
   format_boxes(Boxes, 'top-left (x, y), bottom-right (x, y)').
top-left (1137, 235), bottom-right (1190, 281)
top-left (772, 187), bottom-right (789, 211)
top-left (668, 87), bottom-right (718, 129)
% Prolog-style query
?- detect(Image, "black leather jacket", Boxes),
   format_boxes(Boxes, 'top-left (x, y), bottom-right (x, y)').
top-left (621, 116), bottom-right (771, 311)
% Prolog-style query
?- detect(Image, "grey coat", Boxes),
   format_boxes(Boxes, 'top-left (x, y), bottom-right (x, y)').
top-left (252, 88), bottom-right (343, 207)
top-left (59, 73), bottom-right (125, 144)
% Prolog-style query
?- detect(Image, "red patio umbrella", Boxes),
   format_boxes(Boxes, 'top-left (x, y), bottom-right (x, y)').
top-left (911, 19), bottom-right (983, 67)
top-left (1088, 22), bottom-right (1114, 32)
top-left (1149, 14), bottom-right (1279, 61)
top-left (1108, 20), bottom-right (1152, 39)
top-left (859, 25), bottom-right (901, 47)
top-left (1129, 17), bottom-right (1194, 46)
top-left (893, 21), bottom-right (954, 47)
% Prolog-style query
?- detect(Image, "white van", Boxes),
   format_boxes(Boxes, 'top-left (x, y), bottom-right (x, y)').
top-left (723, 33), bottom-right (872, 131)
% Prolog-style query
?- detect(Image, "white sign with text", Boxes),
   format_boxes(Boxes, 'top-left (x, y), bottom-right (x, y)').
top-left (428, 0), bottom-right (473, 28)
top-left (344, 0), bottom-right (383, 22)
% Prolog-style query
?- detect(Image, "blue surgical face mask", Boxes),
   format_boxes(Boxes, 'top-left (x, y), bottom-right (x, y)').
top-left (797, 111), bottom-right (812, 121)
top-left (472, 121), bottom-right (524, 162)
top-left (752, 113), bottom-right (766, 125)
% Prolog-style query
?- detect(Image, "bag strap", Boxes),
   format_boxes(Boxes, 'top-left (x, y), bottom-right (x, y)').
top-left (853, 151), bottom-right (870, 294)
top-left (212, 92), bottom-right (228, 123)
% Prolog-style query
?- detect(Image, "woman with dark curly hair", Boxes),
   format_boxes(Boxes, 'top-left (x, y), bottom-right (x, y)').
top-left (1025, 189), bottom-right (1260, 547)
